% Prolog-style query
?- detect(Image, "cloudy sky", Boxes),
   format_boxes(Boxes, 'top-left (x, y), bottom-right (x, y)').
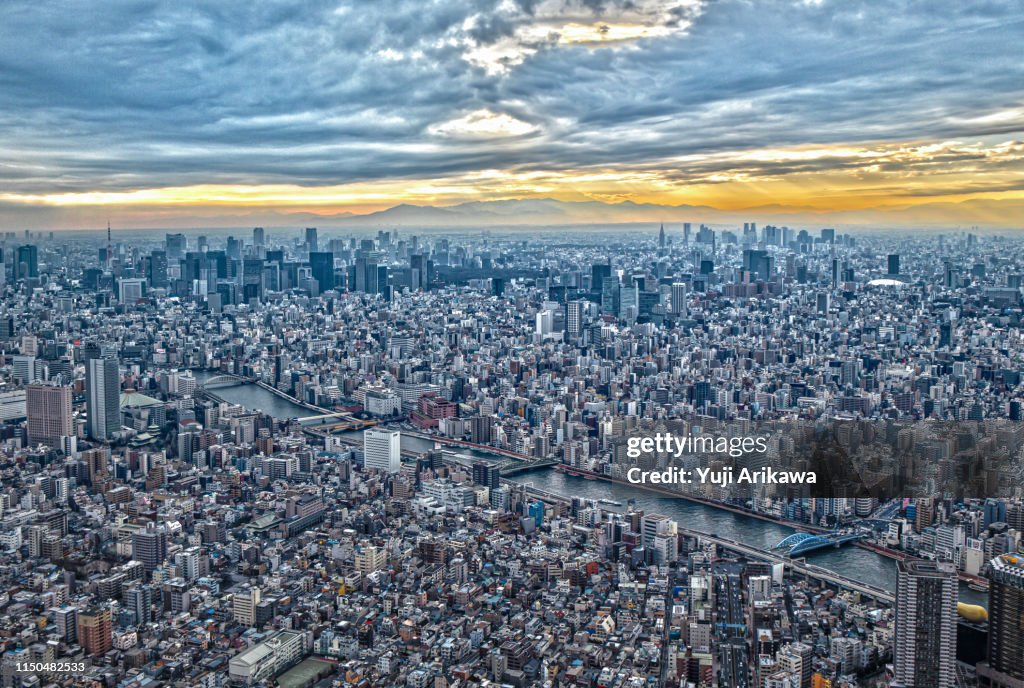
top-left (1, 0), bottom-right (1022, 228)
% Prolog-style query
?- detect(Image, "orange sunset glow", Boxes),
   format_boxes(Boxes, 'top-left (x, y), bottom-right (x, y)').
top-left (1, 1), bottom-right (1022, 229)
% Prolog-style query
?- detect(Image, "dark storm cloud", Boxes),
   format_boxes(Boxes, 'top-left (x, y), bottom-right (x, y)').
top-left (0, 0), bottom-right (1022, 195)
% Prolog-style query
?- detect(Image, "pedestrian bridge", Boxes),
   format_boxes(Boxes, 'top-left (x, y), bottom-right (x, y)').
top-left (773, 531), bottom-right (864, 557)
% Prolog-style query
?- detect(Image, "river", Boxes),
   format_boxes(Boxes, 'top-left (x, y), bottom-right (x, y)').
top-left (192, 371), bottom-right (986, 605)
top-left (193, 370), bottom-right (310, 420)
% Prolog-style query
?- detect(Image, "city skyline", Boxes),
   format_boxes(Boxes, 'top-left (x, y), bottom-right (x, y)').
top-left (1, 0), bottom-right (1023, 229)
top-left (1, 1), bottom-right (1023, 685)
top-left (0, 222), bottom-right (1021, 686)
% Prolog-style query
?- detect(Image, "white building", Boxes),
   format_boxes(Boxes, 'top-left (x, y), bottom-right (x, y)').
top-left (365, 389), bottom-right (402, 417)
top-left (228, 630), bottom-right (306, 685)
top-left (232, 586), bottom-right (261, 626)
top-left (364, 428), bottom-right (401, 473)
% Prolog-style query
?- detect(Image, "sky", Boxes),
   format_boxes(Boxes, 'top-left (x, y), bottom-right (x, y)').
top-left (1, 0), bottom-right (1023, 229)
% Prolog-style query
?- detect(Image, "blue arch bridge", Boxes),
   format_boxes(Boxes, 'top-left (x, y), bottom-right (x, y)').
top-left (772, 531), bottom-right (865, 557)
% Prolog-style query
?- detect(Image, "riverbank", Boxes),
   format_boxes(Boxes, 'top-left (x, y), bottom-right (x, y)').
top-left (555, 464), bottom-right (830, 534)
top-left (552, 464), bottom-right (989, 590)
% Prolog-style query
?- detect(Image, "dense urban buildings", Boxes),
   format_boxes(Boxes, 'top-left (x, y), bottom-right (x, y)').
top-left (0, 224), bottom-right (1020, 688)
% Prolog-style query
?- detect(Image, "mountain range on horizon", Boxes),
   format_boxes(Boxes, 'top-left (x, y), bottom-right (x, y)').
top-left (4, 195), bottom-right (1022, 232)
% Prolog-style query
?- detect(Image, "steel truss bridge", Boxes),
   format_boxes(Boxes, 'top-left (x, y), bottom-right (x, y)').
top-left (197, 374), bottom-right (254, 389)
top-left (773, 531), bottom-right (865, 557)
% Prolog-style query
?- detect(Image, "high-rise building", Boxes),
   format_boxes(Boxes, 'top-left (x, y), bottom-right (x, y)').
top-left (77, 606), bottom-right (112, 656)
top-left (53, 606), bottom-right (78, 643)
top-left (123, 584), bottom-right (153, 626)
top-left (118, 277), bottom-right (146, 303)
top-left (309, 251), bottom-right (334, 291)
top-left (977, 554), bottom-right (1024, 688)
top-left (233, 586), bottom-right (261, 626)
top-left (816, 292), bottom-right (830, 314)
top-left (364, 428), bottom-right (401, 473)
top-left (165, 233), bottom-right (187, 260)
top-left (893, 560), bottom-right (956, 688)
top-left (15, 244), bottom-right (38, 280)
top-left (984, 499), bottom-right (1008, 528)
top-left (132, 522), bottom-right (168, 572)
top-left (87, 357), bottom-right (120, 441)
top-left (354, 544), bottom-right (387, 575)
top-left (888, 254), bottom-right (901, 276)
top-left (26, 383), bottom-right (73, 447)
top-left (670, 283), bottom-right (688, 316)
top-left (410, 254), bottom-right (433, 291)
top-left (566, 300), bottom-right (584, 338)
top-left (12, 354), bottom-right (37, 383)
top-left (253, 226), bottom-right (265, 246)
top-left (148, 250), bottom-right (168, 287)
top-left (472, 461), bottom-right (501, 492)
top-left (305, 227), bottom-right (318, 252)
top-left (601, 276), bottom-right (620, 315)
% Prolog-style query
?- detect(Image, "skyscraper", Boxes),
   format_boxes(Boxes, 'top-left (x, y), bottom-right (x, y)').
top-left (670, 283), bottom-right (688, 316)
top-left (977, 554), bottom-right (1024, 688)
top-left (364, 428), bottom-right (401, 473)
top-left (893, 560), bottom-right (956, 688)
top-left (14, 244), bottom-right (38, 280)
top-left (309, 251), bottom-right (334, 291)
top-left (87, 357), bottom-right (120, 441)
top-left (165, 233), bottom-right (187, 260)
top-left (410, 253), bottom-right (433, 291)
top-left (566, 300), bottom-right (584, 338)
top-left (148, 250), bottom-right (168, 287)
top-left (888, 253), bottom-right (901, 275)
top-left (305, 226), bottom-right (318, 252)
top-left (26, 383), bottom-right (73, 447)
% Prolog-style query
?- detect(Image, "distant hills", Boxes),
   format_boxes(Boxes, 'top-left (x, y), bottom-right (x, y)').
top-left (313, 196), bottom-right (1024, 230)
top-left (3, 195), bottom-right (1022, 231)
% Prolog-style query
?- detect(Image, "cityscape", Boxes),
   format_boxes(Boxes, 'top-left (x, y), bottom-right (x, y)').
top-left (0, 225), bottom-right (1020, 688)
top-left (2, 0), bottom-right (1024, 687)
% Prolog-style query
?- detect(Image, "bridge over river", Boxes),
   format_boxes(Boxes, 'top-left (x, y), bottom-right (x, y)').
top-left (772, 531), bottom-right (865, 557)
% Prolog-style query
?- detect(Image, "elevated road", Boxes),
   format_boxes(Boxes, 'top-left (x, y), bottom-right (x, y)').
top-left (682, 530), bottom-right (893, 603)
top-left (399, 431), bottom-right (535, 462)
